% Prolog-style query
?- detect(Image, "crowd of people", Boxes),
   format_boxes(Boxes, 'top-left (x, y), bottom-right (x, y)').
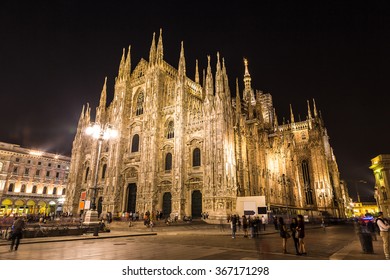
top-left (229, 214), bottom-right (307, 255)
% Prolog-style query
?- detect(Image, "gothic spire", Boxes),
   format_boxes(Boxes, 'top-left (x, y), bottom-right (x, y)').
top-left (307, 100), bottom-right (312, 119)
top-left (313, 98), bottom-right (318, 117)
top-left (215, 52), bottom-right (222, 95)
top-left (156, 28), bottom-right (163, 65)
top-left (290, 104), bottom-right (295, 123)
top-left (273, 108), bottom-right (279, 131)
top-left (99, 77), bottom-right (107, 109)
top-left (78, 104), bottom-right (85, 126)
top-left (243, 57), bottom-right (252, 91)
top-left (178, 41), bottom-right (186, 77)
top-left (85, 103), bottom-right (91, 124)
top-left (124, 45), bottom-right (131, 78)
top-left (149, 32), bottom-right (156, 65)
top-left (206, 55), bottom-right (214, 96)
top-left (118, 48), bottom-right (126, 79)
top-left (195, 59), bottom-right (199, 84)
top-left (236, 78), bottom-right (241, 114)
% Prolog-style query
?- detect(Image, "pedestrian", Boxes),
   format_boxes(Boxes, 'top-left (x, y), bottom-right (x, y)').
top-left (9, 216), bottom-right (25, 251)
top-left (231, 214), bottom-right (237, 239)
top-left (261, 215), bottom-right (266, 231)
top-left (321, 218), bottom-right (326, 231)
top-left (366, 219), bottom-right (377, 241)
top-left (273, 216), bottom-right (278, 230)
top-left (375, 211), bottom-right (390, 259)
top-left (290, 217), bottom-right (300, 255)
top-left (242, 215), bottom-right (248, 237)
top-left (278, 217), bottom-right (290, 254)
top-left (296, 214), bottom-right (307, 255)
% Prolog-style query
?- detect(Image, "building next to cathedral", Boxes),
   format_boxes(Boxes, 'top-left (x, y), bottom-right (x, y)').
top-left (64, 30), bottom-right (347, 221)
top-left (0, 142), bottom-right (70, 216)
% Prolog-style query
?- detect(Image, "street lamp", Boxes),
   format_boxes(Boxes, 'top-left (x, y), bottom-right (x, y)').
top-left (83, 123), bottom-right (118, 230)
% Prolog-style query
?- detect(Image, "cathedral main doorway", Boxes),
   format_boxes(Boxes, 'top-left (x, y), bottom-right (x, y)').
top-left (126, 183), bottom-right (137, 214)
top-left (191, 190), bottom-right (202, 218)
top-left (162, 192), bottom-right (172, 218)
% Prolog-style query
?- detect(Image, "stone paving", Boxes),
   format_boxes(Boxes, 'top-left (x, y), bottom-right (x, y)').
top-left (0, 221), bottom-right (387, 260)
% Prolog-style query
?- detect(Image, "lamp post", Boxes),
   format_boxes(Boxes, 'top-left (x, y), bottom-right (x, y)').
top-left (83, 123), bottom-right (117, 232)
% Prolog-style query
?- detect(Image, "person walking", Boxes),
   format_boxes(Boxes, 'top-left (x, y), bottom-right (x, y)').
top-left (9, 216), bottom-right (25, 251)
top-left (261, 215), bottom-right (266, 231)
top-left (296, 214), bottom-right (307, 255)
top-left (290, 217), bottom-right (300, 255)
top-left (278, 217), bottom-right (289, 254)
top-left (231, 214), bottom-right (237, 239)
top-left (376, 211), bottom-right (390, 259)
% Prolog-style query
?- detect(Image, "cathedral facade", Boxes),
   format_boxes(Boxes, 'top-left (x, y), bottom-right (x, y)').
top-left (64, 30), bottom-right (347, 221)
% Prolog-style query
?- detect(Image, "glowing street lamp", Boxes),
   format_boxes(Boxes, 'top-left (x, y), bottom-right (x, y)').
top-left (83, 123), bottom-right (117, 230)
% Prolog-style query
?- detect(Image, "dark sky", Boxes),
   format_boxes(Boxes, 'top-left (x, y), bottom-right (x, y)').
top-left (1, 1), bottom-right (389, 201)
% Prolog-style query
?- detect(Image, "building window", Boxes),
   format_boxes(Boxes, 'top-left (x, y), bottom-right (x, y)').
top-left (193, 148), bottom-right (201, 167)
top-left (136, 92), bottom-right (144, 116)
top-left (102, 164), bottom-right (107, 179)
top-left (20, 184), bottom-right (26, 193)
top-left (15, 158), bottom-right (20, 162)
top-left (131, 134), bottom-right (140, 152)
top-left (38, 162), bottom-right (42, 165)
top-left (85, 167), bottom-right (90, 183)
top-left (53, 187), bottom-right (57, 195)
top-left (62, 188), bottom-right (66, 195)
top-left (48, 163), bottom-right (52, 167)
top-left (24, 168), bottom-right (29, 175)
top-left (42, 186), bottom-right (47, 194)
top-left (56, 172), bottom-right (60, 179)
top-left (46, 171), bottom-right (50, 177)
top-left (8, 183), bottom-right (14, 192)
top-left (165, 153), bottom-right (172, 171)
top-left (36, 169), bottom-right (40, 176)
top-left (32, 185), bottom-right (37, 193)
top-left (27, 160), bottom-right (31, 164)
top-left (302, 160), bottom-right (313, 205)
top-left (13, 167), bottom-right (18, 174)
top-left (57, 164), bottom-right (61, 168)
top-left (167, 121), bottom-right (174, 139)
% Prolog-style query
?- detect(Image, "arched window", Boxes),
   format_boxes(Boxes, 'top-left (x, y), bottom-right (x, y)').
top-left (42, 186), bottom-right (47, 194)
top-left (20, 184), bottom-right (26, 193)
top-left (167, 121), bottom-right (174, 139)
top-left (85, 167), bottom-right (89, 183)
top-left (102, 164), bottom-right (107, 179)
top-left (8, 183), bottom-right (14, 192)
top-left (32, 185), bottom-right (37, 194)
top-left (62, 188), bottom-right (66, 195)
top-left (131, 134), bottom-right (140, 152)
top-left (165, 153), bottom-right (172, 171)
top-left (136, 92), bottom-right (144, 116)
top-left (53, 187), bottom-right (57, 195)
top-left (301, 160), bottom-right (313, 205)
top-left (193, 148), bottom-right (201, 167)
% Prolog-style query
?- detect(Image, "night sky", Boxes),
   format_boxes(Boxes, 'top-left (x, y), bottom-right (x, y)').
top-left (1, 1), bottom-right (389, 201)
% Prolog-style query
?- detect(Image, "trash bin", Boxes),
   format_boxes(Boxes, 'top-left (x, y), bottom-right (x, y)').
top-left (358, 232), bottom-right (373, 253)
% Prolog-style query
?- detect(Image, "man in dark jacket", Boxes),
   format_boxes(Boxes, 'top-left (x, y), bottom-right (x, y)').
top-left (10, 216), bottom-right (25, 251)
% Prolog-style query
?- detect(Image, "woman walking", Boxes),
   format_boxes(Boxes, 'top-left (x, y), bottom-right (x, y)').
top-left (278, 216), bottom-right (289, 254)
top-left (296, 215), bottom-right (307, 255)
top-left (290, 217), bottom-right (300, 255)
